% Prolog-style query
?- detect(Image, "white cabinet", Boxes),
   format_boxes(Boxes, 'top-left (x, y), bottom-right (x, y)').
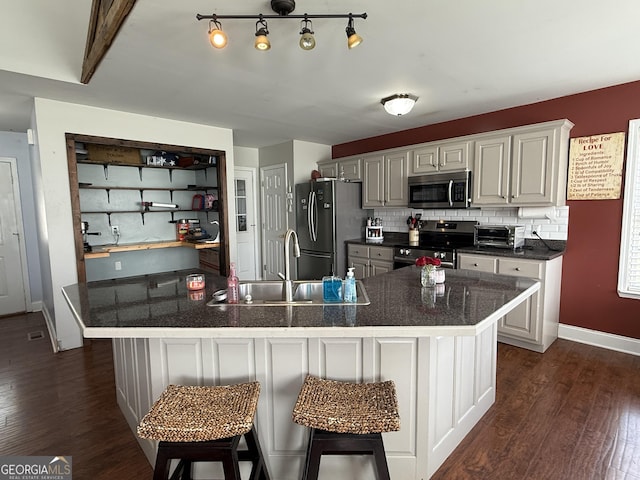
top-left (362, 151), bottom-right (409, 208)
top-left (317, 157), bottom-right (362, 181)
top-left (458, 253), bottom-right (563, 353)
top-left (317, 161), bottom-right (337, 178)
top-left (472, 119), bottom-right (574, 207)
top-left (410, 140), bottom-right (472, 175)
top-left (339, 157), bottom-right (362, 181)
top-left (347, 244), bottom-right (394, 279)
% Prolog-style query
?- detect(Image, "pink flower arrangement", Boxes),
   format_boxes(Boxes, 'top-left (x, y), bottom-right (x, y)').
top-left (415, 256), bottom-right (441, 267)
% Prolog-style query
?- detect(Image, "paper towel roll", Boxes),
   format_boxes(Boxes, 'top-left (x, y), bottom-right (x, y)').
top-left (517, 206), bottom-right (557, 220)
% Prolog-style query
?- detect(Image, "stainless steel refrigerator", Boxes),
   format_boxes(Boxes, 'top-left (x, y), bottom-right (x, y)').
top-left (295, 179), bottom-right (370, 280)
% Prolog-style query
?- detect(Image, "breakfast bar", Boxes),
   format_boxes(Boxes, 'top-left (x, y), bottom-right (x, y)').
top-left (62, 267), bottom-right (539, 480)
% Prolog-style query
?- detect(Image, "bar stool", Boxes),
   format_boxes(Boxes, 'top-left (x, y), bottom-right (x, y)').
top-left (292, 374), bottom-right (400, 480)
top-left (137, 382), bottom-right (270, 480)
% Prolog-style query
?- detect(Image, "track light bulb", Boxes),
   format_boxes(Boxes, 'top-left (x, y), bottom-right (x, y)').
top-left (208, 20), bottom-right (227, 49)
top-left (345, 17), bottom-right (362, 49)
top-left (254, 19), bottom-right (271, 51)
top-left (299, 19), bottom-right (315, 50)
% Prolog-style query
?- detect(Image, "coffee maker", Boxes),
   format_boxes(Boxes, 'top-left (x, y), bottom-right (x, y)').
top-left (81, 221), bottom-right (101, 252)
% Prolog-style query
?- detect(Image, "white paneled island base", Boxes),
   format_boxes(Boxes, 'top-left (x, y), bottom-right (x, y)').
top-left (113, 325), bottom-right (497, 480)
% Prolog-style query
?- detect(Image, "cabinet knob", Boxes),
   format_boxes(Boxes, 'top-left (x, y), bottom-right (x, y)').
top-left (474, 263), bottom-right (479, 267)
top-left (515, 267), bottom-right (521, 271)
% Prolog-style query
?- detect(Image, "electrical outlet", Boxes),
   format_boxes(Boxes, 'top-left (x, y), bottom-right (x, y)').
top-left (111, 226), bottom-right (120, 236)
top-left (114, 261), bottom-right (122, 271)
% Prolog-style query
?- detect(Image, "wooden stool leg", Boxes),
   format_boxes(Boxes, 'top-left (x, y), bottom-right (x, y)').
top-left (244, 427), bottom-right (271, 480)
top-left (301, 429), bottom-right (323, 480)
top-left (179, 460), bottom-right (191, 480)
top-left (153, 443), bottom-right (173, 480)
top-left (371, 434), bottom-right (391, 480)
top-left (221, 448), bottom-right (241, 480)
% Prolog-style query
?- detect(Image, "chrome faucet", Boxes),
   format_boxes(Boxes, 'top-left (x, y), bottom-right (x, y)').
top-left (278, 228), bottom-right (300, 302)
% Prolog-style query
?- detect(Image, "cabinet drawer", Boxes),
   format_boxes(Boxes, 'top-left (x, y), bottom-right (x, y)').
top-left (348, 244), bottom-right (369, 258)
top-left (497, 258), bottom-right (542, 279)
top-left (458, 255), bottom-right (497, 273)
top-left (369, 246), bottom-right (394, 261)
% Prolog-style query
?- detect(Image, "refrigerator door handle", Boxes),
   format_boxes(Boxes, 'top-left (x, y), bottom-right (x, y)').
top-left (310, 191), bottom-right (318, 241)
top-left (307, 190), bottom-right (313, 240)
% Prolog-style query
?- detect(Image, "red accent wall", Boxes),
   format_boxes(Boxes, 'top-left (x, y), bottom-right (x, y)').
top-left (333, 80), bottom-right (640, 340)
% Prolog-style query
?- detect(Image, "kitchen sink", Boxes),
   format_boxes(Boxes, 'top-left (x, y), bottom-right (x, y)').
top-left (207, 280), bottom-right (370, 306)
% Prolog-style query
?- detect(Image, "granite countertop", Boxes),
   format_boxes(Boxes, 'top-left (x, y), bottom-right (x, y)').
top-left (347, 234), bottom-right (566, 261)
top-left (457, 239), bottom-right (566, 261)
top-left (62, 267), bottom-right (539, 339)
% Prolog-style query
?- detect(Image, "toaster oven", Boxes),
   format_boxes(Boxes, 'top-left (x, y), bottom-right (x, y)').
top-left (474, 225), bottom-right (525, 249)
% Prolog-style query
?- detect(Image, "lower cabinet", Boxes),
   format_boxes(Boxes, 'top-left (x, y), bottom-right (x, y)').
top-left (347, 244), bottom-right (394, 279)
top-left (458, 253), bottom-right (563, 353)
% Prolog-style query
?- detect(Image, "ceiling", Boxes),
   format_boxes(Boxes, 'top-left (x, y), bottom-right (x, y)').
top-left (1, 1), bottom-right (640, 148)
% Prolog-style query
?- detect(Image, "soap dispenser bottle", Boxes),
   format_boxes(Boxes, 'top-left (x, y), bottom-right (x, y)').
top-left (344, 267), bottom-right (357, 303)
top-left (322, 269), bottom-right (343, 303)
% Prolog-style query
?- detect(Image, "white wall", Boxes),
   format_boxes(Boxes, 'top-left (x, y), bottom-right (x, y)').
top-left (0, 131), bottom-right (43, 308)
top-left (32, 98), bottom-right (235, 350)
top-left (292, 140), bottom-right (331, 184)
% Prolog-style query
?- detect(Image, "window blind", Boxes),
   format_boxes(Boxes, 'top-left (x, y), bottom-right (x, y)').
top-left (618, 119), bottom-right (640, 299)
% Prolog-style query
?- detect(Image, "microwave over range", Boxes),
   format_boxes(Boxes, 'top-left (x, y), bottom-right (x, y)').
top-left (408, 171), bottom-right (473, 209)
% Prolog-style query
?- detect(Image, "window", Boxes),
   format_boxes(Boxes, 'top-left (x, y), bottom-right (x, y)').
top-left (618, 119), bottom-right (640, 299)
top-left (235, 178), bottom-right (247, 232)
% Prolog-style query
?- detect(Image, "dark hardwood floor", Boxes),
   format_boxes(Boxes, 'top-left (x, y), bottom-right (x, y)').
top-left (0, 312), bottom-right (153, 479)
top-left (1, 312), bottom-right (639, 479)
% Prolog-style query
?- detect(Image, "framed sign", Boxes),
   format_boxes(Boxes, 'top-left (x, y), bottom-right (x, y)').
top-left (567, 132), bottom-right (625, 200)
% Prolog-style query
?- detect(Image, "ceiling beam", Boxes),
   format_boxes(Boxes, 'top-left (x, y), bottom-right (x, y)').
top-left (81, 0), bottom-right (137, 84)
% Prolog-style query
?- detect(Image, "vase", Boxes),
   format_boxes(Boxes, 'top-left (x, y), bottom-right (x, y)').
top-left (420, 266), bottom-right (437, 287)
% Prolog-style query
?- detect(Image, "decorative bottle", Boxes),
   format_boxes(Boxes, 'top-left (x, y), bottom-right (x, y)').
top-left (227, 262), bottom-right (239, 304)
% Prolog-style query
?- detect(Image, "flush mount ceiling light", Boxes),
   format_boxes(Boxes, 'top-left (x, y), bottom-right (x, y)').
top-left (381, 94), bottom-right (418, 116)
top-left (196, 0), bottom-right (366, 51)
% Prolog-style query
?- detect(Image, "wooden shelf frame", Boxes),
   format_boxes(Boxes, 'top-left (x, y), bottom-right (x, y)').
top-left (67, 133), bottom-right (230, 282)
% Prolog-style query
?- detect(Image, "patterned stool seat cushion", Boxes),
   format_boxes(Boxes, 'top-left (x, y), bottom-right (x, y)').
top-left (137, 382), bottom-right (260, 442)
top-left (292, 375), bottom-right (400, 434)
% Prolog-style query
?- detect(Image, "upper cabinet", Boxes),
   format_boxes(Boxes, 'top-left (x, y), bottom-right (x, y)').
top-left (472, 119), bottom-right (574, 207)
top-left (410, 140), bottom-right (472, 175)
top-left (332, 118), bottom-right (573, 210)
top-left (362, 150), bottom-right (409, 208)
top-left (317, 157), bottom-right (362, 181)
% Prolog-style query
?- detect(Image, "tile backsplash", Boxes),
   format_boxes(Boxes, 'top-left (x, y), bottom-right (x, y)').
top-left (373, 206), bottom-right (569, 240)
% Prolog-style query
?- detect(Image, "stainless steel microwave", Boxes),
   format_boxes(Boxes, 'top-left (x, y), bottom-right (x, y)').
top-left (408, 171), bottom-right (472, 209)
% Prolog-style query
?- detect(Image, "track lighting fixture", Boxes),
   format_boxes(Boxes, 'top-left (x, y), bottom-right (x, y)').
top-left (208, 19), bottom-right (227, 49)
top-left (299, 18), bottom-right (315, 51)
top-left (254, 18), bottom-right (271, 51)
top-left (196, 1), bottom-right (366, 51)
top-left (381, 94), bottom-right (418, 116)
top-left (345, 16), bottom-right (363, 50)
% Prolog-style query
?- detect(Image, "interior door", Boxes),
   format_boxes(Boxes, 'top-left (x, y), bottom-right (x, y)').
top-left (260, 164), bottom-right (288, 280)
top-left (0, 159), bottom-right (27, 316)
top-left (234, 167), bottom-right (259, 280)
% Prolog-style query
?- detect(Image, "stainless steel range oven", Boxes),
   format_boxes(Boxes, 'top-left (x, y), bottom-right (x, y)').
top-left (393, 220), bottom-right (477, 270)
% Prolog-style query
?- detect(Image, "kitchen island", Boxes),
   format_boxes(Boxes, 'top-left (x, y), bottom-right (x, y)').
top-left (62, 267), bottom-right (539, 480)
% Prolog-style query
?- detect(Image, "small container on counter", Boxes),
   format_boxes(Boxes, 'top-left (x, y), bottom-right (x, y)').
top-left (186, 273), bottom-right (205, 291)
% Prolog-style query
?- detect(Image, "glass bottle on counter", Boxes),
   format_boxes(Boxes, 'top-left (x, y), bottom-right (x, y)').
top-left (227, 262), bottom-right (239, 304)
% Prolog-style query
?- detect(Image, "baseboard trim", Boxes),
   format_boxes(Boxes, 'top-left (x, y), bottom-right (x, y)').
top-left (558, 323), bottom-right (640, 357)
top-left (41, 305), bottom-right (59, 353)
top-left (28, 300), bottom-right (43, 312)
